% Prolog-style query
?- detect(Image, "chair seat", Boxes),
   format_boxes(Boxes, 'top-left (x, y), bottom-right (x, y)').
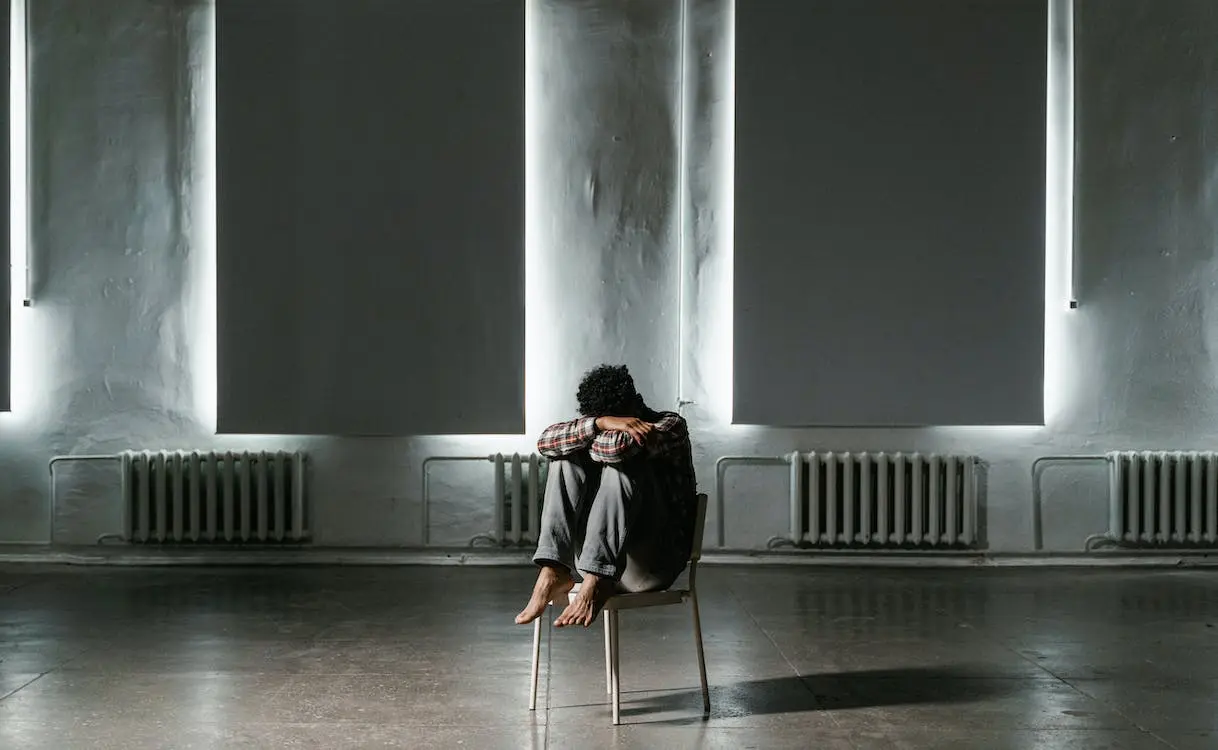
top-left (565, 583), bottom-right (689, 610)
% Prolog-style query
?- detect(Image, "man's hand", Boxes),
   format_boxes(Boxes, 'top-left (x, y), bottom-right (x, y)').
top-left (595, 416), bottom-right (654, 445)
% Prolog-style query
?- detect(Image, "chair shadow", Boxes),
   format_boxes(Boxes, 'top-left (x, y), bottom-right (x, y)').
top-left (613, 666), bottom-right (1019, 725)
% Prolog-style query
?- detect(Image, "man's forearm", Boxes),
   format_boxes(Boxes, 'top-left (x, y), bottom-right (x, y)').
top-left (590, 430), bottom-right (642, 464)
top-left (536, 417), bottom-right (598, 458)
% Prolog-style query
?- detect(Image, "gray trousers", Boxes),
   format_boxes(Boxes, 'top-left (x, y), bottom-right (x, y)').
top-left (533, 455), bottom-right (682, 593)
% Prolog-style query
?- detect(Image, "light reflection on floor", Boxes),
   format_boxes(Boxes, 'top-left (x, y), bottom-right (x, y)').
top-left (0, 565), bottom-right (1214, 749)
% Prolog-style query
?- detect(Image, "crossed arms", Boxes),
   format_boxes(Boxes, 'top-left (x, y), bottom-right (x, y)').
top-left (536, 413), bottom-right (689, 465)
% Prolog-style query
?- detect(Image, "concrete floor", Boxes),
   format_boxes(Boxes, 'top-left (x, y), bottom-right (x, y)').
top-left (0, 565), bottom-right (1215, 749)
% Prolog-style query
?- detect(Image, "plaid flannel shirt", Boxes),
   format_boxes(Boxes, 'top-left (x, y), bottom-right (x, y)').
top-left (536, 412), bottom-right (699, 565)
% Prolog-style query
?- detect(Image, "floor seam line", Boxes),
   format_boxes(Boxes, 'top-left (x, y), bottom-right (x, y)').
top-left (1057, 676), bottom-right (1179, 748)
top-left (0, 671), bottom-right (50, 702)
top-left (725, 578), bottom-right (845, 730)
top-left (988, 632), bottom-right (1180, 747)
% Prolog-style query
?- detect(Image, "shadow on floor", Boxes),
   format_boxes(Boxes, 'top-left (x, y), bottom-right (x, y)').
top-left (614, 666), bottom-right (1016, 724)
top-left (801, 666), bottom-right (1018, 709)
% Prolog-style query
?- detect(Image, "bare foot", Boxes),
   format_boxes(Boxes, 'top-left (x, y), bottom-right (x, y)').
top-left (554, 573), bottom-right (614, 628)
top-left (515, 565), bottom-right (574, 625)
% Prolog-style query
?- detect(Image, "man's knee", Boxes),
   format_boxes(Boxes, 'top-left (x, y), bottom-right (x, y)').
top-left (549, 455), bottom-right (588, 474)
top-left (591, 465), bottom-right (638, 503)
top-left (547, 454), bottom-right (600, 485)
top-left (597, 463), bottom-right (652, 492)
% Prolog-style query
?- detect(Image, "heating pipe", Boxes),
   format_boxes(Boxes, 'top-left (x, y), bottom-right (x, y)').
top-left (47, 454), bottom-right (123, 545)
top-left (713, 454), bottom-right (794, 548)
top-left (421, 453), bottom-right (545, 547)
top-left (1029, 454), bottom-right (1106, 551)
top-left (420, 455), bottom-right (495, 546)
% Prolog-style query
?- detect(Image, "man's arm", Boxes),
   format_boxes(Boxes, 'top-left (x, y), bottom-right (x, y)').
top-left (589, 430), bottom-right (642, 465)
top-left (590, 412), bottom-right (688, 465)
top-left (536, 417), bottom-right (598, 459)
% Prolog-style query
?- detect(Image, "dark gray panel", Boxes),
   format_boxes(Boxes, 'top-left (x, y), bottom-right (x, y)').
top-left (734, 0), bottom-right (1046, 426)
top-left (218, 0), bottom-right (524, 435)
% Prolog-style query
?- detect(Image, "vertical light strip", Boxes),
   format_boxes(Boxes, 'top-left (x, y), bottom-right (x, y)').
top-left (707, 0), bottom-right (734, 422)
top-left (1044, 0), bottom-right (1074, 423)
top-left (6, 0), bottom-right (33, 418)
top-left (1062, 0), bottom-right (1075, 312)
top-left (675, 0), bottom-right (691, 410)
top-left (1047, 0), bottom-right (1075, 311)
top-left (10, 0), bottom-right (26, 307)
top-left (193, 0), bottom-right (218, 432)
top-left (524, 0), bottom-right (554, 436)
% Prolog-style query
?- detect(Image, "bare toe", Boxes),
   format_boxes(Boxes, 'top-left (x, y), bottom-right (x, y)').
top-left (515, 596), bottom-right (547, 625)
top-left (515, 567), bottom-right (572, 625)
top-left (554, 581), bottom-right (610, 628)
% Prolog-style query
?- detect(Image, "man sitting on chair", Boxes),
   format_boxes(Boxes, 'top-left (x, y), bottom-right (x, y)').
top-left (515, 364), bottom-right (698, 629)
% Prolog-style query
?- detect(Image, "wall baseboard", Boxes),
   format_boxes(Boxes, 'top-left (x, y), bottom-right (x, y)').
top-left (1, 545), bottom-right (1215, 568)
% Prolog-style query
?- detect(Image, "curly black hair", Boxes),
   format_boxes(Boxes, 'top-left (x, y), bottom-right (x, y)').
top-left (576, 364), bottom-right (642, 418)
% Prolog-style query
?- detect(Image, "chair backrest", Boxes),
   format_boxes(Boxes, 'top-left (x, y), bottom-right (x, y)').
top-left (690, 493), bottom-right (709, 563)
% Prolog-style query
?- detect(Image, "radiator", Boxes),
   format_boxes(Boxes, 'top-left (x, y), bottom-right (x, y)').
top-left (478, 453), bottom-right (545, 547)
top-left (120, 451), bottom-right (308, 544)
top-left (1102, 451), bottom-right (1218, 547)
top-left (784, 451), bottom-right (978, 548)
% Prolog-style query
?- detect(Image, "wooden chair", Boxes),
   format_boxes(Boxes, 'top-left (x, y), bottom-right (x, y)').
top-left (529, 493), bottom-right (710, 725)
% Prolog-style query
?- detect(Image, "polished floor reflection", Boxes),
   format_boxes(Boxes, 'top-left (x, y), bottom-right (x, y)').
top-left (1, 564), bottom-right (1215, 749)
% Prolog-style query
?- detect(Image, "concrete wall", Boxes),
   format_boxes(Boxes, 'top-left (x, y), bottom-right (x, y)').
top-left (2, 0), bottom-right (1212, 554)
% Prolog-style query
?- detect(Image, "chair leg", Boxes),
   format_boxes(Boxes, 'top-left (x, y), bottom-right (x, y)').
top-left (604, 615), bottom-right (612, 694)
top-left (609, 609), bottom-right (621, 725)
top-left (690, 591), bottom-right (710, 715)
top-left (529, 615), bottom-right (542, 711)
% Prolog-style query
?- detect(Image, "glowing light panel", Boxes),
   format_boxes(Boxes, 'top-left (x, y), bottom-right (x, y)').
top-left (193, 0), bottom-right (218, 433)
top-left (1044, 0), bottom-right (1075, 424)
top-left (4, 0), bottom-right (40, 421)
top-left (9, 0), bottom-right (24, 308)
top-left (708, 0), bottom-right (735, 424)
top-left (524, 0), bottom-right (558, 436)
